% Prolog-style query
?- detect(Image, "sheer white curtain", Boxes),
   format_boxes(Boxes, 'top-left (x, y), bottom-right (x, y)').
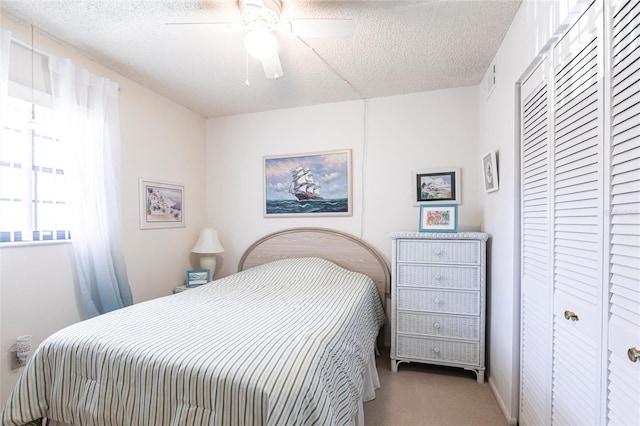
top-left (49, 57), bottom-right (133, 317)
top-left (0, 29), bottom-right (11, 157)
top-left (0, 29), bottom-right (10, 99)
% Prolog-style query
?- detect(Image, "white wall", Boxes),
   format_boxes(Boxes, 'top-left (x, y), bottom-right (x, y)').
top-left (206, 87), bottom-right (483, 357)
top-left (0, 15), bottom-right (207, 403)
top-left (478, 0), bottom-right (582, 423)
top-left (206, 87), bottom-right (483, 280)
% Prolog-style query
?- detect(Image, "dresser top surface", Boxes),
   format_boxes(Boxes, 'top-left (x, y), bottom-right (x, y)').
top-left (391, 232), bottom-right (489, 241)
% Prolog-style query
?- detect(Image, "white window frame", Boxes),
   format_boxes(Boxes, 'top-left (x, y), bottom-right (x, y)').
top-left (1, 49), bottom-right (71, 245)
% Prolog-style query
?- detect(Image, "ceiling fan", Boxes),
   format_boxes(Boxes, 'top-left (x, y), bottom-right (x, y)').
top-left (167, 0), bottom-right (355, 80)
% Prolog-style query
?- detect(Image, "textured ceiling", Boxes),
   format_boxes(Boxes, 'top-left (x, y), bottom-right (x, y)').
top-left (1, 0), bottom-right (521, 118)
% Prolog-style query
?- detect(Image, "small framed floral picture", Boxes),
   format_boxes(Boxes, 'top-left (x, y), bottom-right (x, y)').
top-left (419, 204), bottom-right (458, 233)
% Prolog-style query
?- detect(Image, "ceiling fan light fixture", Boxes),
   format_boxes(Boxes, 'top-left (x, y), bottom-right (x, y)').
top-left (244, 30), bottom-right (278, 60)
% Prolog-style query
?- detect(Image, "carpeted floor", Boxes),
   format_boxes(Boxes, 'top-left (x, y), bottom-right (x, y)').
top-left (363, 349), bottom-right (509, 426)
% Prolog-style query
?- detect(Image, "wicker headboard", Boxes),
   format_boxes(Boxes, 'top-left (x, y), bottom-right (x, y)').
top-left (238, 228), bottom-right (390, 303)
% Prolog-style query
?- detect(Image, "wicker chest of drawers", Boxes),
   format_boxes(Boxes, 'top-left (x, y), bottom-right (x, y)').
top-left (390, 232), bottom-right (489, 383)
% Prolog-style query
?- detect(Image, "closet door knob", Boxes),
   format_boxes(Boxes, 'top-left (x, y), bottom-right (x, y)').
top-left (628, 347), bottom-right (640, 362)
top-left (434, 274), bottom-right (443, 280)
top-left (433, 322), bottom-right (441, 329)
top-left (564, 310), bottom-right (579, 321)
top-left (433, 298), bottom-right (441, 304)
top-left (434, 249), bottom-right (442, 255)
top-left (433, 347), bottom-right (440, 354)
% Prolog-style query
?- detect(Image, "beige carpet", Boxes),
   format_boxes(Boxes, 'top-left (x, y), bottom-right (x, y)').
top-left (364, 350), bottom-right (508, 426)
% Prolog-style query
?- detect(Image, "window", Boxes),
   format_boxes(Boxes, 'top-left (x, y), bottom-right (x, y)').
top-left (1, 31), bottom-right (133, 315)
top-left (0, 90), bottom-right (71, 243)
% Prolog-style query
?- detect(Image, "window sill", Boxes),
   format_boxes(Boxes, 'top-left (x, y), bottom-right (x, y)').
top-left (0, 240), bottom-right (71, 249)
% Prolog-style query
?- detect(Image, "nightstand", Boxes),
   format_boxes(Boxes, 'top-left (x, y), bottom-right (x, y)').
top-left (173, 285), bottom-right (189, 294)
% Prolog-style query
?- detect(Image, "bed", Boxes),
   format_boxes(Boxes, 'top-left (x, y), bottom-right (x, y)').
top-left (1, 228), bottom-right (389, 426)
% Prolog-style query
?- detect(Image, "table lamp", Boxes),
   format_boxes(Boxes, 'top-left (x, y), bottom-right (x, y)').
top-left (191, 228), bottom-right (225, 278)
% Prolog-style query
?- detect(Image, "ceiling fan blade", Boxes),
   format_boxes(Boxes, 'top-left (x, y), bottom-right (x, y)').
top-left (279, 19), bottom-right (355, 37)
top-left (164, 22), bottom-right (245, 32)
top-left (261, 54), bottom-right (284, 79)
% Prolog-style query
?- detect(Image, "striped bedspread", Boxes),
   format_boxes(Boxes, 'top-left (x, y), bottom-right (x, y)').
top-left (1, 257), bottom-right (385, 426)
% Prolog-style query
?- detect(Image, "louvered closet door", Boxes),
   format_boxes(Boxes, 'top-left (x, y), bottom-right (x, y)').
top-left (551, 3), bottom-right (605, 425)
top-left (607, 1), bottom-right (640, 424)
top-left (519, 61), bottom-right (552, 426)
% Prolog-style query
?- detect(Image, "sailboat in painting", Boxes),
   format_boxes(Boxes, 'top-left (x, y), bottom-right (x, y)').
top-left (289, 166), bottom-right (323, 201)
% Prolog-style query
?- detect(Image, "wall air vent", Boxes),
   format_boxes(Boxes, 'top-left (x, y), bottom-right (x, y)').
top-left (485, 62), bottom-right (496, 100)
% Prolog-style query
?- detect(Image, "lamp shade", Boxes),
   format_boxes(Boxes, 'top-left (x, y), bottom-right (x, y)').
top-left (191, 228), bottom-right (225, 254)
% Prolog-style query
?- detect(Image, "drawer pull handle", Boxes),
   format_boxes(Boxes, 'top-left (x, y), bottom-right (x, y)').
top-left (433, 347), bottom-right (440, 353)
top-left (433, 298), bottom-right (441, 304)
top-left (433, 322), bottom-right (441, 329)
top-left (629, 347), bottom-right (640, 362)
top-left (564, 310), bottom-right (579, 321)
top-left (434, 249), bottom-right (442, 255)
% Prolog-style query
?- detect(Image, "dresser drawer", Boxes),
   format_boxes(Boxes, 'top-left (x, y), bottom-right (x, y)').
top-left (397, 288), bottom-right (480, 315)
top-left (396, 240), bottom-right (480, 264)
top-left (397, 264), bottom-right (479, 289)
top-left (396, 311), bottom-right (480, 340)
top-left (396, 335), bottom-right (479, 365)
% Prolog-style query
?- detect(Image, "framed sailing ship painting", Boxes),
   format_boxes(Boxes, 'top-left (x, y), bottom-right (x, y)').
top-left (263, 149), bottom-right (352, 217)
